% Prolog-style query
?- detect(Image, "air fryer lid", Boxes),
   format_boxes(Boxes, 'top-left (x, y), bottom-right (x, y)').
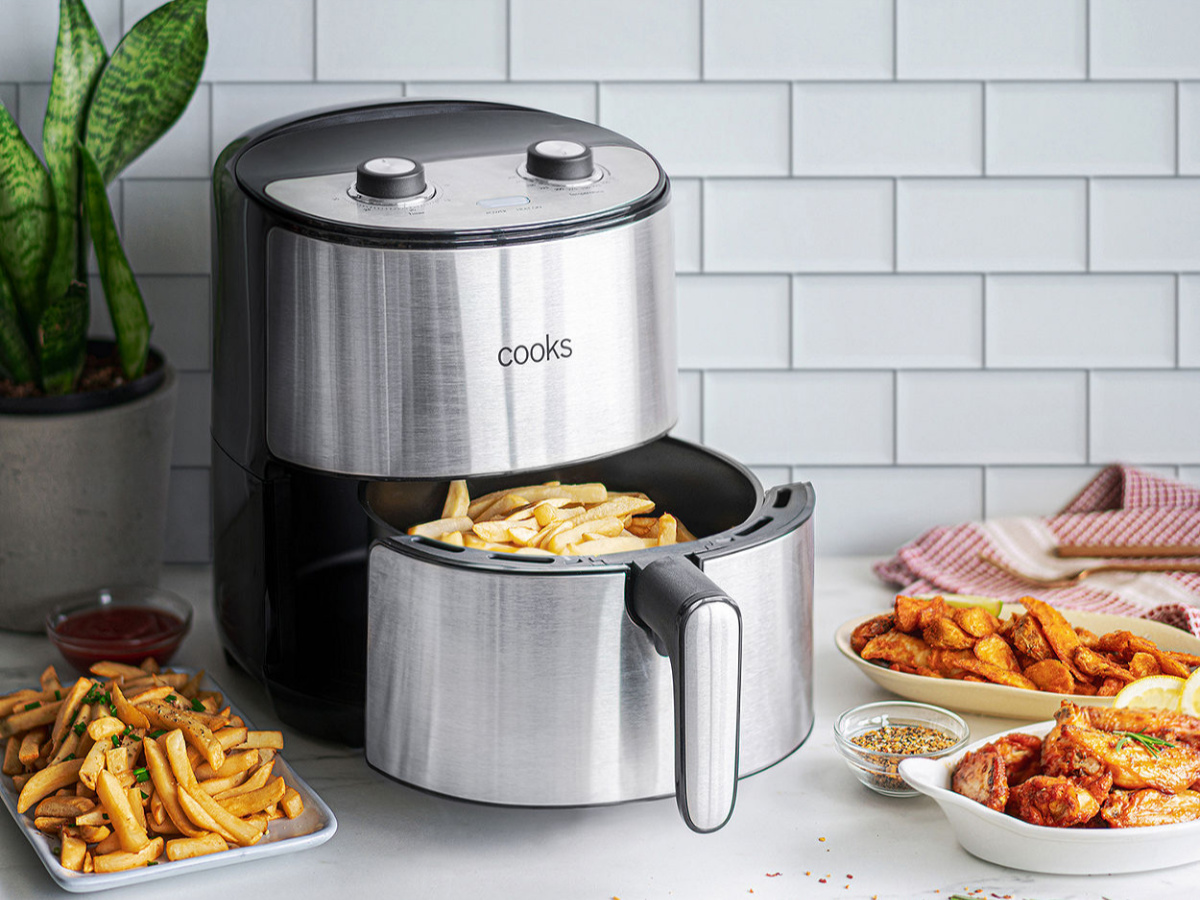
top-left (234, 100), bottom-right (668, 244)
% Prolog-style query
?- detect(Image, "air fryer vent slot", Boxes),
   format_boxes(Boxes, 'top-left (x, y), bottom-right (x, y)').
top-left (736, 517), bottom-right (772, 538)
top-left (492, 553), bottom-right (555, 564)
top-left (772, 488), bottom-right (792, 508)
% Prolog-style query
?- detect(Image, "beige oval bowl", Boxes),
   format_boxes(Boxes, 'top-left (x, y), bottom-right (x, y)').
top-left (835, 604), bottom-right (1200, 721)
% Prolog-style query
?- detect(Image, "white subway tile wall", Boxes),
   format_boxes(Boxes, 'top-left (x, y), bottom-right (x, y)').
top-left (3, 0), bottom-right (1198, 559)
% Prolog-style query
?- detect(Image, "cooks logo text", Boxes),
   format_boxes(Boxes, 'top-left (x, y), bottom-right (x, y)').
top-left (498, 335), bottom-right (572, 367)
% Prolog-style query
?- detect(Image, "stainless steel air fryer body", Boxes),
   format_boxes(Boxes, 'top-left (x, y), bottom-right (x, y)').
top-left (211, 100), bottom-right (815, 833)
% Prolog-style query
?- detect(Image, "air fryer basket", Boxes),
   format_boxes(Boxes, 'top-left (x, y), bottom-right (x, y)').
top-left (363, 436), bottom-right (761, 548)
top-left (362, 436), bottom-right (814, 832)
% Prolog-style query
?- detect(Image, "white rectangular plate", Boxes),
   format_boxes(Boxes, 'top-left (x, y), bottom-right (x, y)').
top-left (835, 604), bottom-right (1200, 720)
top-left (0, 671), bottom-right (337, 893)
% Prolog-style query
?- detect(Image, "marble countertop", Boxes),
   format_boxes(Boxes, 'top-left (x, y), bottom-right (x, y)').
top-left (0, 559), bottom-right (1190, 899)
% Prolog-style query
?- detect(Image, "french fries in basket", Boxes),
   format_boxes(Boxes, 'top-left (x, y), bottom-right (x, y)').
top-left (409, 480), bottom-right (697, 555)
top-left (1, 661), bottom-right (305, 875)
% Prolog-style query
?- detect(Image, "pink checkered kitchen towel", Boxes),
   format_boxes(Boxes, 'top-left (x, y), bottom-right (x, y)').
top-left (874, 465), bottom-right (1200, 635)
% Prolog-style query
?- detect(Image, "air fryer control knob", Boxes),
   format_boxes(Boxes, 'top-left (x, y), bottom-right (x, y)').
top-left (525, 140), bottom-right (594, 181)
top-left (354, 157), bottom-right (426, 200)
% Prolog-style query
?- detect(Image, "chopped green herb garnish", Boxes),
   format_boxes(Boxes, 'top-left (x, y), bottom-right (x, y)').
top-left (73, 721), bottom-right (86, 736)
top-left (141, 790), bottom-right (149, 800)
top-left (191, 698), bottom-right (205, 712)
top-left (148, 729), bottom-right (167, 739)
top-left (1113, 730), bottom-right (1175, 758)
top-left (51, 846), bottom-right (61, 855)
top-left (122, 725), bottom-right (132, 737)
top-left (23, 701), bottom-right (40, 711)
top-left (147, 861), bottom-right (158, 866)
top-left (54, 690), bottom-right (61, 701)
top-left (165, 694), bottom-right (177, 704)
top-left (135, 767), bottom-right (150, 783)
top-left (110, 735), bottom-right (121, 748)
top-left (64, 753), bottom-right (75, 761)
top-left (102, 813), bottom-right (109, 820)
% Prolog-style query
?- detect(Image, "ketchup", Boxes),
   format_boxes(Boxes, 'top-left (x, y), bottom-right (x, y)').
top-left (54, 606), bottom-right (186, 670)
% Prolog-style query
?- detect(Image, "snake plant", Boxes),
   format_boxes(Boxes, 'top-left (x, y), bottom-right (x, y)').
top-left (0, 0), bottom-right (206, 394)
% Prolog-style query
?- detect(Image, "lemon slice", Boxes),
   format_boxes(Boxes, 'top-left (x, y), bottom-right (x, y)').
top-left (1113, 675), bottom-right (1187, 712)
top-left (913, 593), bottom-right (1004, 617)
top-left (1180, 669), bottom-right (1200, 717)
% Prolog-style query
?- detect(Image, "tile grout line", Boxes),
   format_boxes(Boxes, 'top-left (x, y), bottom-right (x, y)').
top-left (891, 178), bottom-right (899, 271)
top-left (506, 0), bottom-right (513, 81)
top-left (980, 82), bottom-right (987, 175)
top-left (892, 0), bottom-right (898, 80)
top-left (891, 369), bottom-right (898, 464)
top-left (787, 81), bottom-right (794, 177)
top-left (1085, 0), bottom-right (1091, 80)
top-left (312, 0), bottom-right (318, 81)
top-left (1084, 178), bottom-right (1091, 272)
top-left (980, 274), bottom-right (988, 368)
top-left (1176, 273), bottom-right (1182, 367)
top-left (1084, 369), bottom-right (1092, 464)
top-left (1176, 81), bottom-right (1182, 176)
top-left (699, 0), bottom-right (705, 80)
top-left (787, 275), bottom-right (795, 369)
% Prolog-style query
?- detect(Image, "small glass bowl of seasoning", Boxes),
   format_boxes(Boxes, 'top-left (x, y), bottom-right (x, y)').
top-left (834, 701), bottom-right (969, 797)
top-left (45, 585), bottom-right (192, 673)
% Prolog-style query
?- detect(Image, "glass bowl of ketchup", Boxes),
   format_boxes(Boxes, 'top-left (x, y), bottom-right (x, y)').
top-left (45, 585), bottom-right (192, 672)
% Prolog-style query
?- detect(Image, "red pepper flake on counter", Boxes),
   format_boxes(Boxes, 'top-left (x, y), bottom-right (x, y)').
top-left (819, 878), bottom-right (827, 884)
top-left (818, 836), bottom-right (826, 842)
top-left (765, 872), bottom-right (781, 877)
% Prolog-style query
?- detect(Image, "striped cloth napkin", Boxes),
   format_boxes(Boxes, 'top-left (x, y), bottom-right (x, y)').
top-left (874, 465), bottom-right (1200, 634)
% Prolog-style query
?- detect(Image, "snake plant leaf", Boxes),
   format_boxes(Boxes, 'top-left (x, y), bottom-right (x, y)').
top-left (80, 142), bottom-right (149, 379)
top-left (43, 0), bottom-right (108, 302)
top-left (84, 0), bottom-right (207, 185)
top-left (0, 267), bottom-right (36, 383)
top-left (0, 104), bottom-right (55, 332)
top-left (36, 280), bottom-right (89, 394)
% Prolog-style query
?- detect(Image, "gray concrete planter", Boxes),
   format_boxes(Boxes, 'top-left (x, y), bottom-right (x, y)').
top-left (0, 350), bottom-right (178, 632)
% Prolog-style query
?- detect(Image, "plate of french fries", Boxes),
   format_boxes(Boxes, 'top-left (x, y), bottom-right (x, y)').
top-left (836, 596), bottom-right (1200, 720)
top-left (404, 479), bottom-right (696, 556)
top-left (0, 660), bottom-right (335, 892)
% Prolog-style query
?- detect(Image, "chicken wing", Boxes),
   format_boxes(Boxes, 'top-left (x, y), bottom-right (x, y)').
top-left (982, 733), bottom-right (1042, 786)
top-left (952, 749), bottom-right (1008, 811)
top-left (1057, 724), bottom-right (1200, 794)
top-left (1101, 788), bottom-right (1200, 827)
top-left (1006, 775), bottom-right (1101, 827)
top-left (1084, 706), bottom-right (1200, 749)
top-left (1041, 705), bottom-right (1117, 804)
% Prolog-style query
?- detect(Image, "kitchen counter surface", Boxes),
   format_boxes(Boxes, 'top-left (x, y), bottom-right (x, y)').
top-left (1, 558), bottom-right (1191, 899)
